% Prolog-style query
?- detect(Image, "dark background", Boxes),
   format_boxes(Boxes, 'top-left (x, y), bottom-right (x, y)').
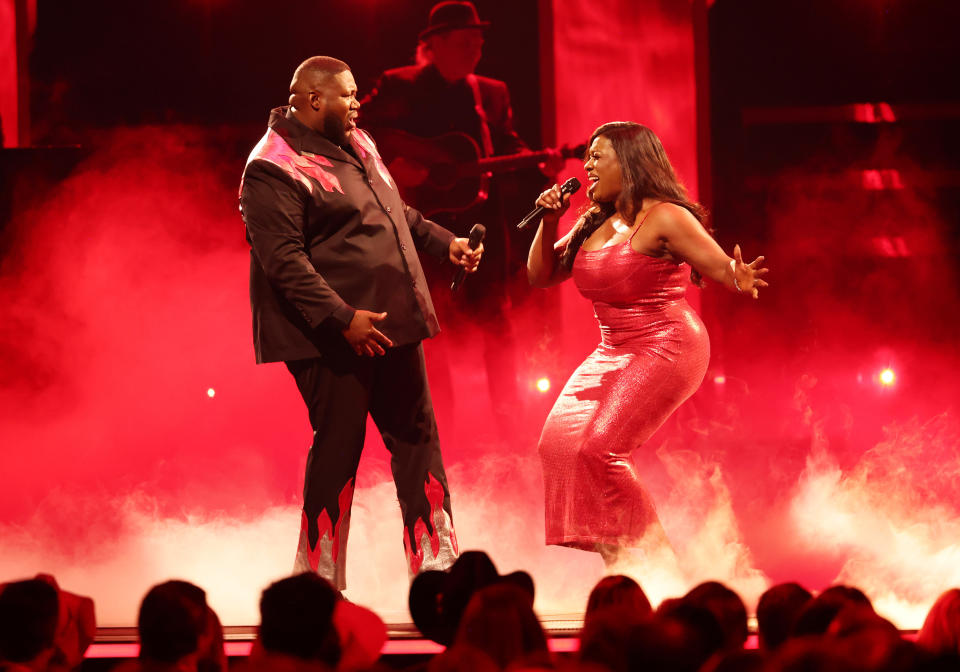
top-left (27, 0), bottom-right (545, 151)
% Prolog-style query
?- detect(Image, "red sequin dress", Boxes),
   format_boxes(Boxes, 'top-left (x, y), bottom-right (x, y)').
top-left (538, 215), bottom-right (710, 550)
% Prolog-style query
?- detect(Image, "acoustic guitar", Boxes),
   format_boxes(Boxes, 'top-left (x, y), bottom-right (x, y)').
top-left (374, 129), bottom-right (586, 217)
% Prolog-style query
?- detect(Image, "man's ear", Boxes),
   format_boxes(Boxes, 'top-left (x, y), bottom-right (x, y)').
top-left (309, 90), bottom-right (324, 112)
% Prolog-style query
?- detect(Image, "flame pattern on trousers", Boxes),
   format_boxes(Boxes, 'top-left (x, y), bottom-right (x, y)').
top-left (403, 473), bottom-right (459, 577)
top-left (293, 478), bottom-right (356, 589)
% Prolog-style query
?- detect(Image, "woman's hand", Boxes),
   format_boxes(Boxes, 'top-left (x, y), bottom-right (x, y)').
top-left (732, 244), bottom-right (769, 299)
top-left (536, 183), bottom-right (572, 224)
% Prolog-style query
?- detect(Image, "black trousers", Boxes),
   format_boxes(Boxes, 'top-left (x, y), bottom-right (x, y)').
top-left (286, 342), bottom-right (458, 589)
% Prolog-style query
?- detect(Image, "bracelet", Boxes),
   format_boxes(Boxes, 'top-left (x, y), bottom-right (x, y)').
top-left (730, 259), bottom-right (743, 293)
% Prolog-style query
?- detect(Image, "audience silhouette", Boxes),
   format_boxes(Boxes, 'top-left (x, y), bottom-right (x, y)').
top-left (2, 556), bottom-right (959, 672)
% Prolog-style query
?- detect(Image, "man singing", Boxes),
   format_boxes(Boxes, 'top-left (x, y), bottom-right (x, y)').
top-left (240, 56), bottom-right (481, 590)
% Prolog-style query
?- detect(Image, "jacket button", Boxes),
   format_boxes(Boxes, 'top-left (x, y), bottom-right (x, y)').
top-left (385, 206), bottom-right (392, 213)
top-left (400, 243), bottom-right (407, 251)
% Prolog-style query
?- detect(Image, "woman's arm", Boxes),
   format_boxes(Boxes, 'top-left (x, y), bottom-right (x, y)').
top-left (652, 204), bottom-right (769, 298)
top-left (527, 185), bottom-right (575, 288)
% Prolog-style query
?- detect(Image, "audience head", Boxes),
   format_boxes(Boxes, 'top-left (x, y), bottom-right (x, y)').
top-left (579, 604), bottom-right (649, 672)
top-left (258, 572), bottom-right (341, 666)
top-left (138, 580), bottom-right (225, 672)
top-left (622, 616), bottom-right (717, 672)
top-left (699, 650), bottom-right (766, 672)
top-left (683, 581), bottom-right (749, 650)
top-left (792, 585), bottom-right (873, 638)
top-left (757, 582), bottom-right (813, 651)
top-left (410, 550), bottom-right (534, 646)
top-left (426, 644), bottom-right (499, 672)
top-left (453, 583), bottom-right (549, 670)
top-left (917, 588), bottom-right (960, 658)
top-left (585, 575), bottom-right (652, 623)
top-left (657, 601), bottom-right (727, 667)
top-left (831, 605), bottom-right (910, 672)
top-left (765, 637), bottom-right (856, 672)
top-left (0, 579), bottom-right (59, 667)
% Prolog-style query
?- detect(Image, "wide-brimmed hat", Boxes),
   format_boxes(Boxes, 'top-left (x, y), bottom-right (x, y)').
top-left (418, 1), bottom-right (491, 40)
top-left (408, 550), bottom-right (535, 645)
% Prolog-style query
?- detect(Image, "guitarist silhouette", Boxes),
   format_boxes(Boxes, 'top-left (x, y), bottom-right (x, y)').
top-left (360, 1), bottom-right (563, 440)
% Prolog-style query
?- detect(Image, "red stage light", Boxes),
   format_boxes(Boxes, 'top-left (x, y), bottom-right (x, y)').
top-left (853, 102), bottom-right (896, 123)
top-left (879, 368), bottom-right (896, 386)
top-left (862, 169), bottom-right (904, 190)
top-left (536, 377), bottom-right (551, 393)
top-left (207, 387), bottom-right (216, 398)
top-left (713, 375), bottom-right (727, 385)
top-left (871, 236), bottom-right (911, 258)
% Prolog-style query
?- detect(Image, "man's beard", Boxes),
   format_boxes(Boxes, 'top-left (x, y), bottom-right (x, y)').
top-left (323, 111), bottom-right (351, 147)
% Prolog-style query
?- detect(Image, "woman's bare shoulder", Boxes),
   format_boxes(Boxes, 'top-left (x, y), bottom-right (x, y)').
top-left (642, 201), bottom-right (703, 235)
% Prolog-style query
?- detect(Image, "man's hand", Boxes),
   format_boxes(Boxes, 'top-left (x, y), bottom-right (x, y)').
top-left (342, 310), bottom-right (394, 356)
top-left (449, 237), bottom-right (483, 272)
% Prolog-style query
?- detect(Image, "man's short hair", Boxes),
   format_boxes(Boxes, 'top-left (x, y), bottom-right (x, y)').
top-left (292, 56), bottom-right (350, 90)
top-left (0, 579), bottom-right (59, 662)
top-left (138, 580), bottom-right (208, 663)
top-left (259, 572), bottom-right (340, 664)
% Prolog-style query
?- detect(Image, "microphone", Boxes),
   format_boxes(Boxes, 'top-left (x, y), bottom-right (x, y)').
top-left (516, 177), bottom-right (581, 230)
top-left (451, 223), bottom-right (486, 292)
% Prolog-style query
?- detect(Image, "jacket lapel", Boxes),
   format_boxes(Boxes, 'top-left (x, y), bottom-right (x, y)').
top-left (271, 107), bottom-right (364, 170)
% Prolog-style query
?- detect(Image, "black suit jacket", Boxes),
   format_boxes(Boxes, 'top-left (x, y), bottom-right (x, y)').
top-left (240, 107), bottom-right (455, 364)
top-left (359, 64), bottom-right (527, 157)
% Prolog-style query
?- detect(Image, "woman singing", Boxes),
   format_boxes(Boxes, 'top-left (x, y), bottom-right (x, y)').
top-left (527, 121), bottom-right (768, 569)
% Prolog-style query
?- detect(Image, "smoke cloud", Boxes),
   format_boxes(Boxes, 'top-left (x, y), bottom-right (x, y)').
top-left (2, 126), bottom-right (959, 633)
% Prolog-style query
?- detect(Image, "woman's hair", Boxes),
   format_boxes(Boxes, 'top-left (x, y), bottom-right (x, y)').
top-left (559, 121), bottom-right (709, 285)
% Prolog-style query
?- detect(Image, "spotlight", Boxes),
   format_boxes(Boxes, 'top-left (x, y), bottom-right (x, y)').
top-left (536, 377), bottom-right (551, 393)
top-left (713, 375), bottom-right (726, 385)
top-left (207, 387), bottom-right (216, 398)
top-left (879, 368), bottom-right (896, 386)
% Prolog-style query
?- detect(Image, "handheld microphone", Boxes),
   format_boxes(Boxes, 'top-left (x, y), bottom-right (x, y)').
top-left (516, 177), bottom-right (582, 230)
top-left (451, 223), bottom-right (486, 292)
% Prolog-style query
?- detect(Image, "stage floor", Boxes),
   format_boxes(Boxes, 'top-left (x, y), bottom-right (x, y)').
top-left (86, 617), bottom-right (587, 660)
top-left (85, 617), bottom-right (769, 660)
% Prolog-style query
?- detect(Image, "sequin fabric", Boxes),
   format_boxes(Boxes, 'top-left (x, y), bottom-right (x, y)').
top-left (538, 234), bottom-right (709, 550)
